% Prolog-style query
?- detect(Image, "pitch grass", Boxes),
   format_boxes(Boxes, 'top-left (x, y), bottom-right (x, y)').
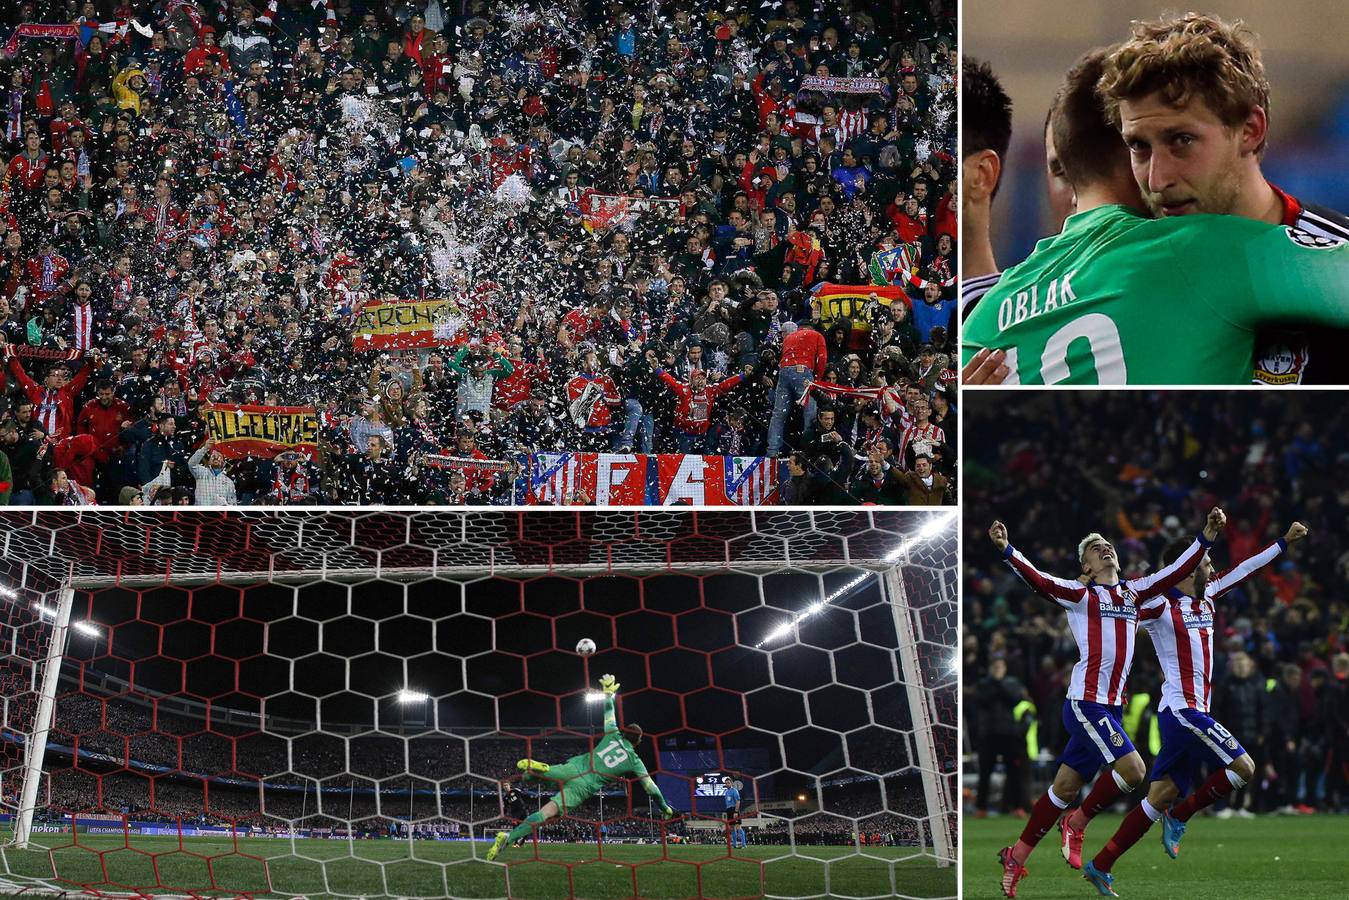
top-left (2, 835), bottom-right (956, 899)
top-left (963, 813), bottom-right (1345, 898)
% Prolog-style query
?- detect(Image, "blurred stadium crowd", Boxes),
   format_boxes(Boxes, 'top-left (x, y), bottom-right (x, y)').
top-left (0, 0), bottom-right (957, 506)
top-left (962, 392), bottom-right (1349, 816)
top-left (36, 772), bottom-right (925, 846)
top-left (33, 689), bottom-right (924, 845)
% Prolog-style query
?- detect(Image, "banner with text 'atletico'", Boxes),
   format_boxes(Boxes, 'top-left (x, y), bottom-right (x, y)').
top-left (519, 453), bottom-right (779, 506)
top-left (351, 299), bottom-right (466, 351)
top-left (203, 404), bottom-right (319, 459)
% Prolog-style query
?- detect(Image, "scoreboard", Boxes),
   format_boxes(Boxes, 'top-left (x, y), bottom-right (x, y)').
top-left (695, 773), bottom-right (730, 797)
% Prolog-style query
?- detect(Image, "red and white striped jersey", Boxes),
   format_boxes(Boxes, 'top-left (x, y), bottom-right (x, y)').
top-left (71, 301), bottom-right (94, 351)
top-left (1001, 536), bottom-right (1209, 705)
top-left (1142, 539), bottom-right (1286, 713)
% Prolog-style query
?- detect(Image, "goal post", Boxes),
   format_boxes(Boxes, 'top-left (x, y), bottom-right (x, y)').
top-left (885, 568), bottom-right (955, 867)
top-left (10, 587), bottom-right (75, 850)
top-left (0, 510), bottom-right (957, 899)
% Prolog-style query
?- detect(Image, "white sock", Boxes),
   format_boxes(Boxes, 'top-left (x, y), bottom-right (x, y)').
top-left (1048, 788), bottom-right (1072, 810)
top-left (1112, 769), bottom-right (1132, 792)
top-left (1140, 798), bottom-right (1163, 822)
top-left (1226, 768), bottom-right (1247, 789)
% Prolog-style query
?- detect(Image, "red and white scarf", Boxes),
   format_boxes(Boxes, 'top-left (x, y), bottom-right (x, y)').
top-left (271, 467), bottom-right (311, 503)
top-left (799, 380), bottom-right (887, 407)
top-left (37, 388), bottom-right (61, 433)
top-left (72, 302), bottom-right (93, 351)
top-left (110, 272), bottom-right (133, 311)
top-left (41, 254), bottom-right (58, 291)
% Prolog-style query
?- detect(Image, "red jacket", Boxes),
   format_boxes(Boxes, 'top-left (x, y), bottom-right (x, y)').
top-left (566, 373), bottom-right (621, 428)
top-left (9, 356), bottom-right (91, 438)
top-left (659, 371), bottom-right (743, 434)
top-left (1, 250), bottom-right (26, 301)
top-left (779, 327), bottom-right (827, 377)
top-left (750, 71), bottom-right (792, 127)
top-left (76, 397), bottom-right (131, 461)
top-left (23, 253), bottom-right (70, 307)
top-left (888, 207), bottom-right (928, 244)
top-left (933, 194), bottom-right (957, 241)
top-left (494, 359), bottom-right (548, 411)
top-left (456, 447), bottom-right (497, 495)
top-left (184, 44), bottom-right (230, 76)
top-left (52, 433), bottom-right (98, 490)
top-left (141, 201), bottom-right (186, 233)
top-left (5, 152), bottom-right (48, 192)
top-left (404, 29), bottom-right (431, 67)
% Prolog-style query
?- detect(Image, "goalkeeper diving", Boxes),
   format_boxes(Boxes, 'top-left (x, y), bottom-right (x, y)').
top-left (486, 674), bottom-right (675, 860)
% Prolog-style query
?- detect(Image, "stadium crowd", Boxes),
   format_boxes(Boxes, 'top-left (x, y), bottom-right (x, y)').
top-left (38, 771), bottom-right (926, 847)
top-left (36, 689), bottom-right (923, 845)
top-left (962, 392), bottom-right (1349, 816)
top-left (0, 0), bottom-right (957, 507)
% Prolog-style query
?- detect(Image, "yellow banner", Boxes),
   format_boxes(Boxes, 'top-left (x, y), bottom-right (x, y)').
top-left (352, 299), bottom-right (463, 350)
top-left (204, 404), bottom-right (319, 459)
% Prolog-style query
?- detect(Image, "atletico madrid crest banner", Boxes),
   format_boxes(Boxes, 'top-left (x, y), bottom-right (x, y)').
top-left (351, 299), bottom-right (465, 351)
top-left (519, 453), bottom-right (780, 506)
top-left (204, 404), bottom-right (319, 459)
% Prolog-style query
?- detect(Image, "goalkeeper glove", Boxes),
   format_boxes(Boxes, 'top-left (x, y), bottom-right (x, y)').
top-left (599, 674), bottom-right (620, 694)
top-left (662, 806), bottom-right (675, 819)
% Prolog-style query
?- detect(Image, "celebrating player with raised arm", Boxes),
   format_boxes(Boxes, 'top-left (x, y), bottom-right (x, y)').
top-left (1081, 522), bottom-right (1309, 896)
top-left (485, 674), bottom-right (675, 861)
top-left (990, 507), bottom-right (1226, 897)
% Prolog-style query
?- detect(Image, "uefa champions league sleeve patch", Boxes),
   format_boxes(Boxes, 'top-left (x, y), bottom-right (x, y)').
top-left (1285, 227), bottom-right (1340, 249)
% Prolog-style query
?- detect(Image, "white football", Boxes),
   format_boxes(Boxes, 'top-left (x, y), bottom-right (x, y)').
top-left (575, 638), bottom-right (597, 656)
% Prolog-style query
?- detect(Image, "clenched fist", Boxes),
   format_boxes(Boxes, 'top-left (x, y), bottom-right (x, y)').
top-left (988, 521), bottom-right (1008, 551)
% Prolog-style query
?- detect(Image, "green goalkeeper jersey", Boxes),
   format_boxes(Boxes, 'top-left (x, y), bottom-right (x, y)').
top-left (960, 205), bottom-right (1349, 384)
top-left (568, 695), bottom-right (652, 782)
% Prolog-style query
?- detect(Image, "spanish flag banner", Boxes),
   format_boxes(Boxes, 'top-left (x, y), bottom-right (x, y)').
top-left (204, 404), bottom-right (320, 459)
top-left (810, 283), bottom-right (911, 349)
top-left (351, 299), bottom-right (465, 351)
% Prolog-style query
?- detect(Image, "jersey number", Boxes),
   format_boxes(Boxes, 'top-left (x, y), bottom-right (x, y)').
top-left (1207, 722), bottom-right (1234, 744)
top-left (1004, 314), bottom-right (1128, 384)
top-left (597, 739), bottom-right (628, 767)
top-left (1097, 716), bottom-right (1119, 737)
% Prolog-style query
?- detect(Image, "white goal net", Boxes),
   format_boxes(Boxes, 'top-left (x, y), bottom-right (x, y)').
top-left (0, 510), bottom-right (956, 899)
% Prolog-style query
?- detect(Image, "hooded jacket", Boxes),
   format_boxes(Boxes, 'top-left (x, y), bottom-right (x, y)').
top-left (111, 68), bottom-right (148, 115)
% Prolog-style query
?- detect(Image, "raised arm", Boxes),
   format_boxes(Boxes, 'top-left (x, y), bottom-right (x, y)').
top-left (1132, 507), bottom-right (1225, 599)
top-left (7, 353), bottom-right (38, 394)
top-left (67, 356), bottom-right (93, 396)
top-left (712, 373), bottom-right (745, 396)
top-left (599, 674), bottom-right (620, 732)
top-left (141, 461), bottom-right (172, 501)
top-left (187, 439), bottom-right (212, 479)
top-left (1207, 522), bottom-right (1306, 599)
top-left (991, 521), bottom-right (1087, 608)
top-left (446, 347), bottom-right (470, 376)
top-left (596, 673), bottom-right (674, 815)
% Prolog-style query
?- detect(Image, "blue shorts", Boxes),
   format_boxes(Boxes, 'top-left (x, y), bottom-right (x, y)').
top-left (1151, 706), bottom-right (1248, 796)
top-left (1059, 700), bottom-right (1136, 779)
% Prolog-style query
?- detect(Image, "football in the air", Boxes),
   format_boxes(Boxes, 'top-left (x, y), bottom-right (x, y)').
top-left (575, 638), bottom-right (597, 655)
